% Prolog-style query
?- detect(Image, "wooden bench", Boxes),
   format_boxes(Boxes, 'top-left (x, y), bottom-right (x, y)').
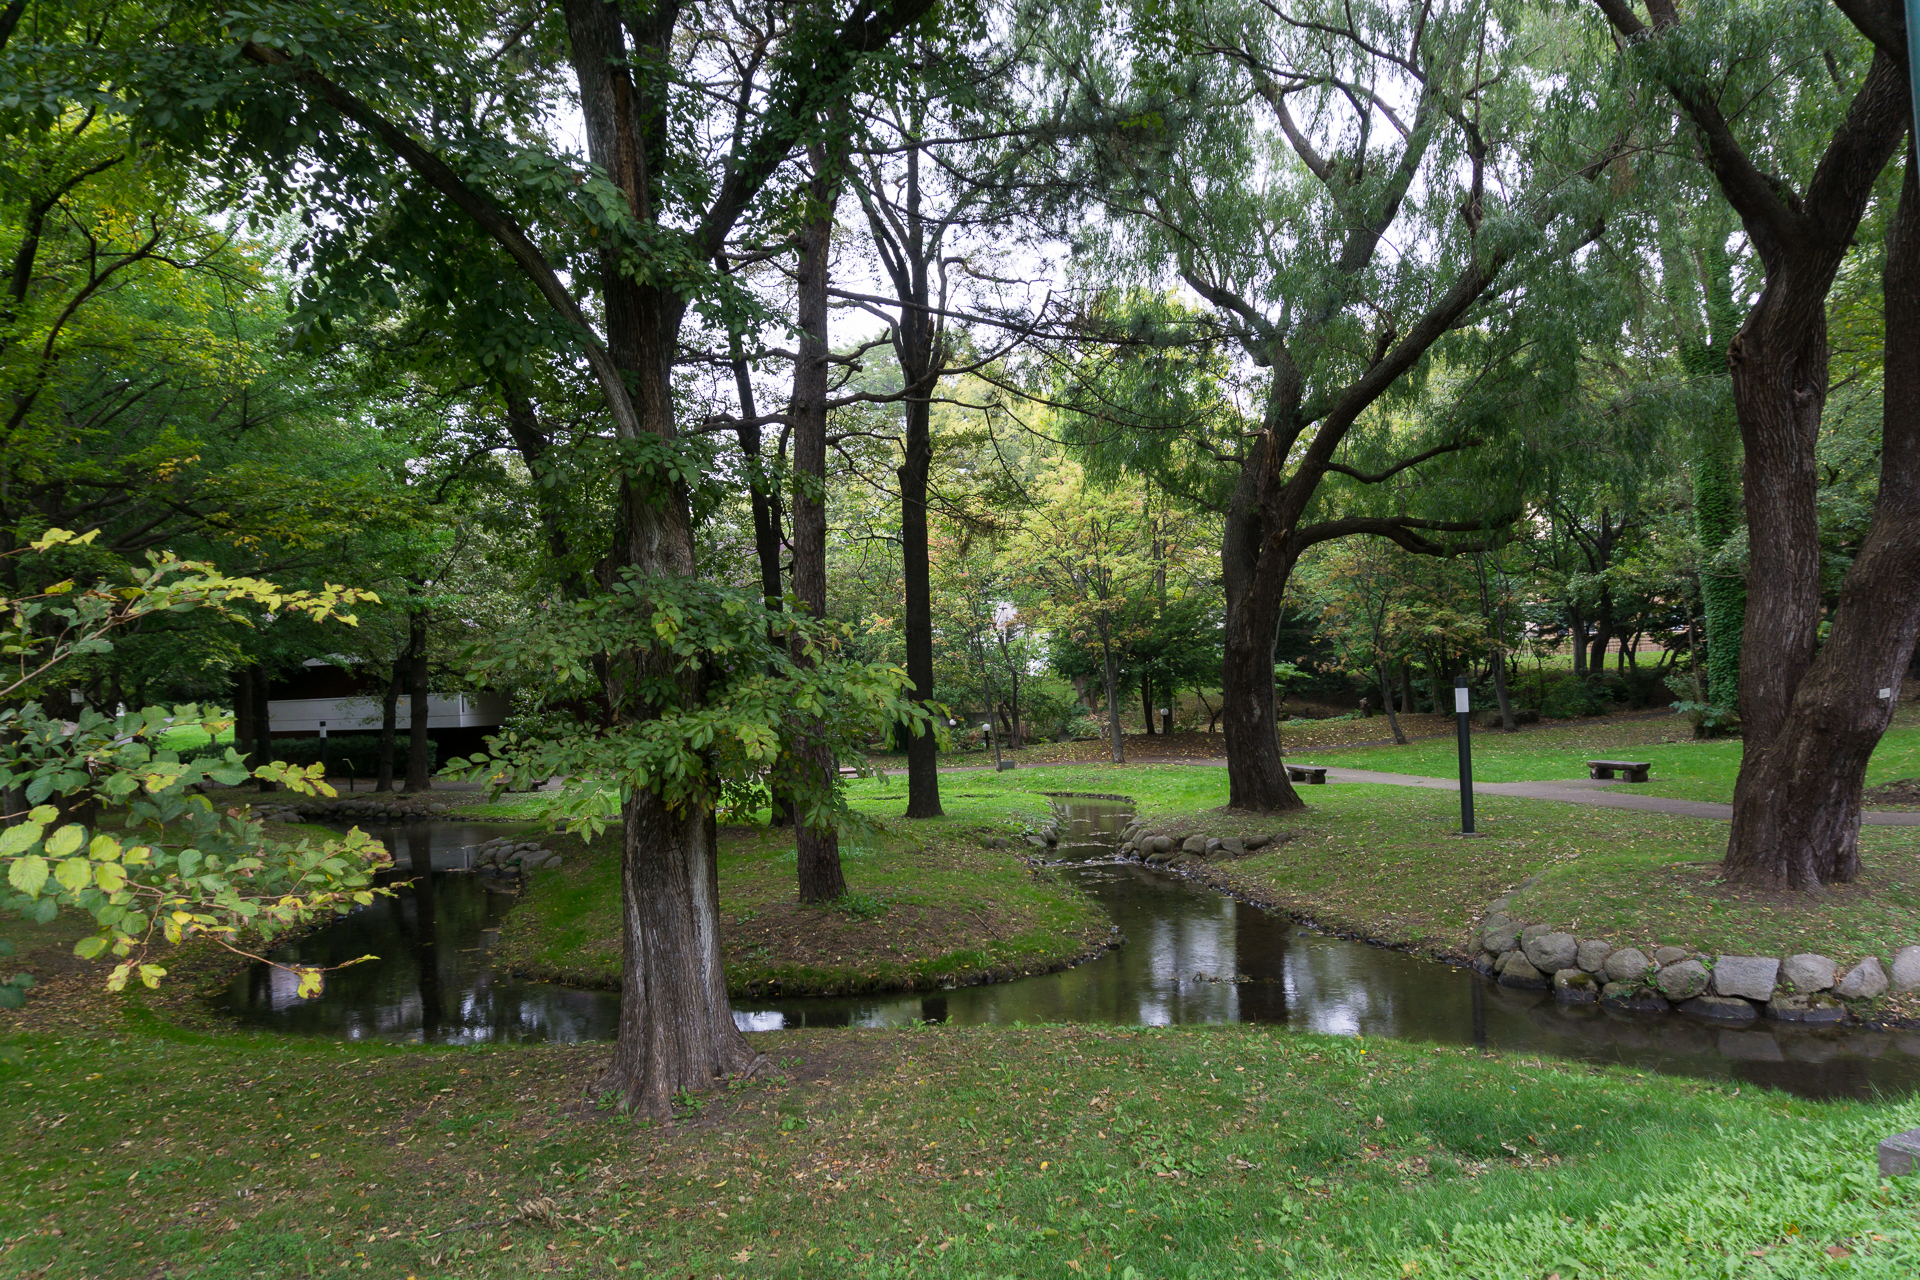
top-left (1285, 763), bottom-right (1329, 785)
top-left (1587, 759), bottom-right (1652, 783)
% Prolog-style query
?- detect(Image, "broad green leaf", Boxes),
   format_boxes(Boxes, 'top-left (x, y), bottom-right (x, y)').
top-left (44, 825), bottom-right (83, 858)
top-left (53, 858), bottom-right (90, 893)
top-left (73, 936), bottom-right (108, 960)
top-left (8, 855), bottom-right (48, 897)
top-left (93, 863), bottom-right (127, 893)
top-left (0, 822), bottom-right (42, 856)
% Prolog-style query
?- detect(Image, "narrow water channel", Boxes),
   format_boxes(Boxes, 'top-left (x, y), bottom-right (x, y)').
top-left (217, 802), bottom-right (1920, 1100)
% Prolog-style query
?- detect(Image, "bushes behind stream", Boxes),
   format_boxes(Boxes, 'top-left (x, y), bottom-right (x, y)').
top-left (182, 733), bottom-right (437, 775)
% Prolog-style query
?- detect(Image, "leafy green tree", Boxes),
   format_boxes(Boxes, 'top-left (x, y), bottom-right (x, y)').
top-left (1590, 0), bottom-right (1920, 887)
top-left (60, 0), bottom-right (939, 1111)
top-left (1040, 0), bottom-right (1628, 812)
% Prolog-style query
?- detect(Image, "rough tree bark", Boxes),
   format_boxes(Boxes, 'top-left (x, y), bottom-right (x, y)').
top-left (233, 666), bottom-right (256, 774)
top-left (251, 665), bottom-right (275, 792)
top-left (405, 608), bottom-right (431, 793)
top-left (788, 148), bottom-right (847, 904)
top-left (375, 654), bottom-right (402, 793)
top-left (1723, 146), bottom-right (1920, 887)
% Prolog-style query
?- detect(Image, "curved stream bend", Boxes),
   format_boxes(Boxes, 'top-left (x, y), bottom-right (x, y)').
top-left (218, 803), bottom-right (1920, 1100)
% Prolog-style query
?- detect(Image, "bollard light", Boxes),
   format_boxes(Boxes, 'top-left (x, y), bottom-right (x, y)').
top-left (1454, 677), bottom-right (1477, 835)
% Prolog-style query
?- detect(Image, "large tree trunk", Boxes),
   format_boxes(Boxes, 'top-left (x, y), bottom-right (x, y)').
top-left (788, 154), bottom-right (847, 905)
top-left (252, 666), bottom-right (276, 792)
top-left (898, 400), bottom-right (941, 816)
top-left (1219, 446), bottom-right (1304, 811)
top-left (234, 666), bottom-right (256, 773)
top-left (1727, 268), bottom-right (1831, 753)
top-left (1724, 148), bottom-right (1920, 888)
top-left (562, 0), bottom-right (761, 1110)
top-left (405, 610), bottom-right (431, 792)
top-left (1587, 587), bottom-right (1614, 676)
top-left (375, 655), bottom-right (402, 793)
top-left (611, 795), bottom-right (756, 1113)
top-left (1375, 663), bottom-right (1407, 745)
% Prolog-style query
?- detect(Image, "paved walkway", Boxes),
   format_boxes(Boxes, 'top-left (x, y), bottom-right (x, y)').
top-left (1312, 766), bottom-right (1920, 826)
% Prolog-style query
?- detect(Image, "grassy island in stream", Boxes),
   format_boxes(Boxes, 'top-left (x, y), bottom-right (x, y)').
top-left (489, 791), bottom-right (1111, 996)
top-left (6, 1010), bottom-right (1920, 1278)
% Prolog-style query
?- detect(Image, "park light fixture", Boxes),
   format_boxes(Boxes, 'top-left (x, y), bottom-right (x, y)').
top-left (1454, 676), bottom-right (1476, 836)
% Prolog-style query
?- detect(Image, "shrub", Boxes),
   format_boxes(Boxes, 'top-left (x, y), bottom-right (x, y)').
top-left (187, 733), bottom-right (436, 775)
top-left (1063, 715), bottom-right (1105, 741)
top-left (1535, 673), bottom-right (1609, 719)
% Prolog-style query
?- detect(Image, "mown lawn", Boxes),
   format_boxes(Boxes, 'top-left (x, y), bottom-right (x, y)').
top-left (4, 1011), bottom-right (1920, 1279)
top-left (1309, 709), bottom-right (1920, 804)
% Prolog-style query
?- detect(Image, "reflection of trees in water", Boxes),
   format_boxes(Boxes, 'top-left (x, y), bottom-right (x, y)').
top-left (230, 814), bottom-right (1920, 1097)
top-left (225, 821), bottom-right (620, 1044)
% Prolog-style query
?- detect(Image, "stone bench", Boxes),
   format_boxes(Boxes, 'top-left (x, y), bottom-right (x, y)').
top-left (1587, 759), bottom-right (1651, 783)
top-left (1285, 763), bottom-right (1328, 785)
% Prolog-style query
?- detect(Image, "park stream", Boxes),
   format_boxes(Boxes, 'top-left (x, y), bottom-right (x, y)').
top-left (216, 801), bottom-right (1920, 1101)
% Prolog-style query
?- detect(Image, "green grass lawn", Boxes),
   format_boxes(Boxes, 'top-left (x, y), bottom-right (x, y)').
top-left (5, 1012), bottom-right (1920, 1278)
top-left (158, 722), bottom-right (233, 752)
top-left (1308, 712), bottom-right (1920, 804)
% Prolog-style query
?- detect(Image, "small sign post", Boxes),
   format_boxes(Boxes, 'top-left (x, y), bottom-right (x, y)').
top-left (1454, 677), bottom-right (1476, 835)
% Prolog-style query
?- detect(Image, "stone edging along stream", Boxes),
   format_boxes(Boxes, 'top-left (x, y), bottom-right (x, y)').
top-left (1468, 892), bottom-right (1920, 1027)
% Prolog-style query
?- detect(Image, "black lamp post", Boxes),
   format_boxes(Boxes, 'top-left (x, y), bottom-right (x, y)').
top-left (1453, 676), bottom-right (1476, 835)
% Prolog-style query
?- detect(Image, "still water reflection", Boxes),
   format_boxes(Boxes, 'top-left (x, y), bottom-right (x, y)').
top-left (220, 819), bottom-right (620, 1045)
top-left (219, 801), bottom-right (1920, 1099)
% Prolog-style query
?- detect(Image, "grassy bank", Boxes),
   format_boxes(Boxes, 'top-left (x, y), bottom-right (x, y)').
top-left (5, 1011), bottom-right (1920, 1278)
top-left (486, 757), bottom-right (1920, 999)
top-left (495, 807), bottom-right (1110, 997)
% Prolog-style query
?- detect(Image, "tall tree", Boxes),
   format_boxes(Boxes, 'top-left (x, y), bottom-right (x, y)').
top-left (1592, 0), bottom-right (1918, 886)
top-left (788, 142), bottom-right (848, 903)
top-left (1045, 0), bottom-right (1623, 811)
top-left (97, 0), bottom-right (936, 1112)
